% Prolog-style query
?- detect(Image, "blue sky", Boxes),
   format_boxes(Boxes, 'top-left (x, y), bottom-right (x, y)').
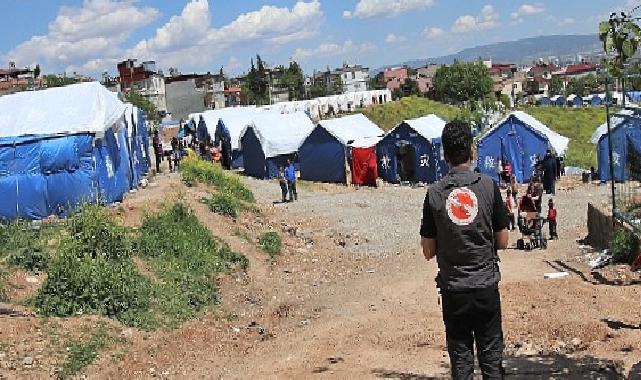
top-left (0, 0), bottom-right (634, 77)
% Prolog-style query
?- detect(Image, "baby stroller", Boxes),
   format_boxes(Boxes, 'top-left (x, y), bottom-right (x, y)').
top-left (516, 213), bottom-right (548, 250)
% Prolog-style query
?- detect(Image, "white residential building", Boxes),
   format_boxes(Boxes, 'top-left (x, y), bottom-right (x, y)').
top-left (338, 64), bottom-right (369, 93)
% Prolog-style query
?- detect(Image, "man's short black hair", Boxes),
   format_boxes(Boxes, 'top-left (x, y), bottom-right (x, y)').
top-left (442, 119), bottom-right (472, 166)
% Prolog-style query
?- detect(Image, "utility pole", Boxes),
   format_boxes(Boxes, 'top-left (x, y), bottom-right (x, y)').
top-left (604, 70), bottom-right (617, 224)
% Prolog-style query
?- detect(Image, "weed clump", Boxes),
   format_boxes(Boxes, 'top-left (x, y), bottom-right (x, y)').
top-left (181, 157), bottom-right (255, 203)
top-left (610, 228), bottom-right (640, 264)
top-left (0, 221), bottom-right (58, 272)
top-left (136, 202), bottom-right (247, 326)
top-left (32, 205), bottom-right (153, 327)
top-left (259, 231), bottom-right (282, 260)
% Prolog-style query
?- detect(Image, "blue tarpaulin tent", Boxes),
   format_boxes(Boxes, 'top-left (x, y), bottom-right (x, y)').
top-left (586, 94), bottom-right (604, 106)
top-left (476, 111), bottom-right (570, 183)
top-left (551, 95), bottom-right (566, 106)
top-left (190, 107), bottom-right (267, 169)
top-left (0, 82), bottom-right (142, 220)
top-left (567, 95), bottom-right (583, 107)
top-left (592, 111), bottom-right (641, 182)
top-left (239, 112), bottom-right (315, 179)
top-left (299, 114), bottom-right (384, 184)
top-left (376, 115), bottom-right (447, 184)
top-left (535, 95), bottom-right (552, 106)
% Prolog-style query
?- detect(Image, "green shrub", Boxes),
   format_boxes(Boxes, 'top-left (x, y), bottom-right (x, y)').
top-left (59, 326), bottom-right (111, 379)
top-left (259, 231), bottom-right (282, 259)
top-left (136, 202), bottom-right (247, 327)
top-left (204, 192), bottom-right (241, 218)
top-left (0, 221), bottom-right (59, 272)
top-left (181, 157), bottom-right (255, 203)
top-left (32, 205), bottom-right (153, 327)
top-left (610, 228), bottom-right (640, 264)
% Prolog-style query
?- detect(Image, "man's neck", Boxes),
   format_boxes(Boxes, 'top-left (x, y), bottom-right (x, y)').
top-left (450, 163), bottom-right (471, 171)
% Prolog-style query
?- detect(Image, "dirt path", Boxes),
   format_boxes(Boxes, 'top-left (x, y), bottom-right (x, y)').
top-left (74, 174), bottom-right (641, 379)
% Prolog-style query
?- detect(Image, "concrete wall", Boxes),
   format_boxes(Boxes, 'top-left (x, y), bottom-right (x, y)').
top-left (166, 79), bottom-right (206, 119)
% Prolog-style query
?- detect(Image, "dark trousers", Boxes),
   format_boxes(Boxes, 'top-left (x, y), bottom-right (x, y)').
top-left (155, 153), bottom-right (162, 173)
top-left (221, 142), bottom-right (232, 170)
top-left (279, 182), bottom-right (288, 202)
top-left (441, 287), bottom-right (504, 380)
top-left (549, 220), bottom-right (558, 239)
top-left (508, 213), bottom-right (515, 231)
top-left (287, 180), bottom-right (297, 201)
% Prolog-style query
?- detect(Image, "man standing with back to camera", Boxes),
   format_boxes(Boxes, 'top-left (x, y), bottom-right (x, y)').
top-left (420, 120), bottom-right (510, 379)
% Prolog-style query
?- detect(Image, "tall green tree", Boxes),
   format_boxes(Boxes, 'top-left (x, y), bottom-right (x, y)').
top-left (44, 75), bottom-right (79, 88)
top-left (125, 91), bottom-right (158, 121)
top-left (34, 64), bottom-right (41, 78)
top-left (566, 77), bottom-right (586, 97)
top-left (599, 12), bottom-right (641, 78)
top-left (432, 60), bottom-right (492, 105)
top-left (282, 61), bottom-right (305, 101)
top-left (548, 76), bottom-right (564, 96)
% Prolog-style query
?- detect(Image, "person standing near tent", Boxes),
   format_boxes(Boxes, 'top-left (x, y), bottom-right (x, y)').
top-left (171, 136), bottom-right (181, 172)
top-left (277, 165), bottom-right (288, 203)
top-left (214, 119), bottom-right (233, 170)
top-left (420, 120), bottom-right (509, 378)
top-left (197, 115), bottom-right (210, 145)
top-left (152, 130), bottom-right (163, 174)
top-left (542, 150), bottom-right (558, 195)
top-left (285, 159), bottom-right (298, 202)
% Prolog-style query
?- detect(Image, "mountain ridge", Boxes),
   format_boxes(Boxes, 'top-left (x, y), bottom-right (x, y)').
top-left (373, 34), bottom-right (602, 72)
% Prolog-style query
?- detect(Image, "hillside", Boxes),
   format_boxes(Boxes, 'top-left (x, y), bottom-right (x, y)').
top-left (360, 96), bottom-right (462, 131)
top-left (523, 106), bottom-right (605, 169)
top-left (375, 34), bottom-right (601, 72)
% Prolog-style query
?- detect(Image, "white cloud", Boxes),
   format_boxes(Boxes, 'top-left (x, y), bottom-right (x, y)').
top-left (293, 40), bottom-right (377, 61)
top-left (385, 33), bottom-right (407, 43)
top-left (129, 0), bottom-right (322, 72)
top-left (452, 5), bottom-right (499, 33)
top-left (344, 0), bottom-right (434, 19)
top-left (510, 3), bottom-right (544, 24)
top-left (3, 0), bottom-right (159, 72)
top-left (423, 27), bottom-right (444, 39)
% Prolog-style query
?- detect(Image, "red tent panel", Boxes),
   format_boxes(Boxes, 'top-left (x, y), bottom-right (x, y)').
top-left (351, 147), bottom-right (378, 186)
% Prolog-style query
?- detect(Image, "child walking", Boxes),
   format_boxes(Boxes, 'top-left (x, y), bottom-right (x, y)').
top-left (506, 188), bottom-right (515, 231)
top-left (547, 199), bottom-right (558, 240)
top-left (277, 166), bottom-right (288, 203)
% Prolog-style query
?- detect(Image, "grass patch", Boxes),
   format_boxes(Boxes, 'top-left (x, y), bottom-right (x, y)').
top-left (521, 106), bottom-right (608, 168)
top-left (203, 192), bottom-right (243, 218)
top-left (360, 96), bottom-right (465, 131)
top-left (136, 202), bottom-right (247, 328)
top-left (181, 156), bottom-right (255, 203)
top-left (32, 205), bottom-right (154, 328)
top-left (0, 220), bottom-right (61, 273)
top-left (59, 324), bottom-right (121, 379)
top-left (259, 231), bottom-right (282, 260)
top-left (233, 227), bottom-right (254, 244)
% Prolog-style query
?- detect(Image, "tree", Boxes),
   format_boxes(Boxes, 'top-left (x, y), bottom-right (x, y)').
top-left (309, 81), bottom-right (328, 98)
top-left (432, 60), bottom-right (492, 105)
top-left (44, 75), bottom-right (79, 88)
top-left (34, 64), bottom-right (41, 78)
top-left (282, 61), bottom-right (305, 101)
top-left (368, 77), bottom-right (381, 90)
top-left (242, 56), bottom-right (269, 105)
top-left (566, 77), bottom-right (586, 97)
top-left (331, 76), bottom-right (343, 95)
top-left (599, 12), bottom-right (641, 79)
top-left (125, 91), bottom-right (158, 121)
top-left (548, 76), bottom-right (564, 96)
top-left (526, 79), bottom-right (540, 95)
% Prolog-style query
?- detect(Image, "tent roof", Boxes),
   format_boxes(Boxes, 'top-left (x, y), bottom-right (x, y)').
top-left (241, 111), bottom-right (315, 158)
top-left (550, 95), bottom-right (565, 101)
top-left (192, 107), bottom-right (269, 150)
top-left (567, 94), bottom-right (582, 101)
top-left (393, 114), bottom-right (447, 141)
top-left (0, 81), bottom-right (125, 139)
top-left (591, 109), bottom-right (637, 144)
top-left (488, 111), bottom-right (570, 155)
top-left (316, 114), bottom-right (384, 148)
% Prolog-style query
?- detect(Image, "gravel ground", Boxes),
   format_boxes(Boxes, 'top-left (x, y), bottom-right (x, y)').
top-left (245, 176), bottom-right (611, 258)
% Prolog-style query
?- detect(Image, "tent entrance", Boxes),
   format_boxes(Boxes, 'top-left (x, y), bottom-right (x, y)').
top-left (500, 132), bottom-right (524, 182)
top-left (396, 142), bottom-right (416, 182)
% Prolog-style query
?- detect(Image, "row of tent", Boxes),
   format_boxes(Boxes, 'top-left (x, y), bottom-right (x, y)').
top-left (191, 106), bottom-right (572, 187)
top-left (259, 90), bottom-right (392, 120)
top-left (0, 82), bottom-right (150, 220)
top-left (189, 106), bottom-right (451, 186)
top-left (535, 92), bottom-right (632, 107)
